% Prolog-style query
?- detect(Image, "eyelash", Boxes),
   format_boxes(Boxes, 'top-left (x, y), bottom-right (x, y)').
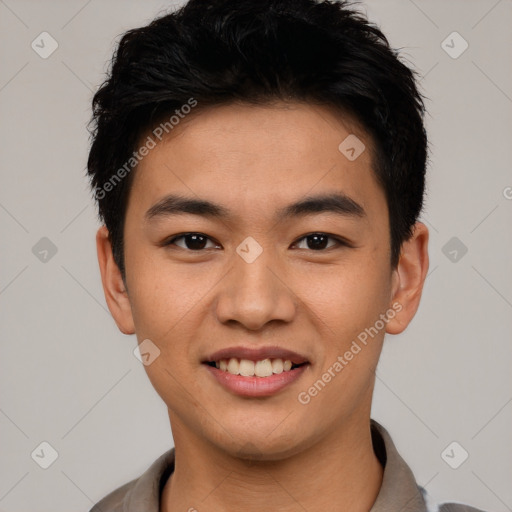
top-left (162, 232), bottom-right (350, 252)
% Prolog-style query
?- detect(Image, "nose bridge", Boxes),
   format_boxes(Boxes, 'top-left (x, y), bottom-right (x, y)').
top-left (215, 237), bottom-right (296, 330)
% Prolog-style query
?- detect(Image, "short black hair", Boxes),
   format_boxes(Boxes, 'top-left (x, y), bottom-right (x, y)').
top-left (87, 0), bottom-right (428, 279)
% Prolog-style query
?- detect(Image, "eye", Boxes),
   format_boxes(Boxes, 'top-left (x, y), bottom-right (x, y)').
top-left (164, 233), bottom-right (220, 251)
top-left (163, 232), bottom-right (349, 252)
top-left (293, 233), bottom-right (347, 251)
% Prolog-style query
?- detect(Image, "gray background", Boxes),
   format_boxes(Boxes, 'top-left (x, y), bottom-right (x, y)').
top-left (0, 0), bottom-right (511, 511)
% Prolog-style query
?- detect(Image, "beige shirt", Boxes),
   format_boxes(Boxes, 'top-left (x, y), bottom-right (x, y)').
top-left (90, 420), bottom-right (485, 512)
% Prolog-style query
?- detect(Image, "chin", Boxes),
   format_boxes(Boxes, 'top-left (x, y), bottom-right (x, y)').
top-left (210, 422), bottom-right (314, 462)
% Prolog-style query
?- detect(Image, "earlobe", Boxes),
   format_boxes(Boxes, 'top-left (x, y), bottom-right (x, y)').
top-left (386, 222), bottom-right (429, 335)
top-left (96, 226), bottom-right (135, 335)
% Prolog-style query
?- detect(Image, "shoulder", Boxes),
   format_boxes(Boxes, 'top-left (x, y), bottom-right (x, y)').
top-left (88, 448), bottom-right (175, 512)
top-left (422, 487), bottom-right (488, 512)
top-left (89, 478), bottom-right (137, 512)
top-left (437, 504), bottom-right (488, 512)
top-left (371, 420), bottom-right (489, 512)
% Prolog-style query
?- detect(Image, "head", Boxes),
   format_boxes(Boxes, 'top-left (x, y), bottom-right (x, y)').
top-left (89, 0), bottom-right (429, 459)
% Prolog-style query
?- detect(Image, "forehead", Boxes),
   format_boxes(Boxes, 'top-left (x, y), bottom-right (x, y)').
top-left (127, 102), bottom-right (386, 223)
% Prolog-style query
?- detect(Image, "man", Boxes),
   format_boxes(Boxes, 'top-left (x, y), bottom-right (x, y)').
top-left (87, 0), bottom-right (485, 510)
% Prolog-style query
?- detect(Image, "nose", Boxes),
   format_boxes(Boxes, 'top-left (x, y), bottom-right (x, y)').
top-left (214, 242), bottom-right (296, 331)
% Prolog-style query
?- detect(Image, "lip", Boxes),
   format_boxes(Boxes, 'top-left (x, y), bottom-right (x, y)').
top-left (204, 364), bottom-right (309, 398)
top-left (203, 345), bottom-right (309, 365)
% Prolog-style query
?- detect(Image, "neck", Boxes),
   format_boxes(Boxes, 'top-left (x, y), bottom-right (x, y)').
top-left (161, 415), bottom-right (383, 512)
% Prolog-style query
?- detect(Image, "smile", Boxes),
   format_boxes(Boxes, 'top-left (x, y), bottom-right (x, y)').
top-left (205, 357), bottom-right (306, 378)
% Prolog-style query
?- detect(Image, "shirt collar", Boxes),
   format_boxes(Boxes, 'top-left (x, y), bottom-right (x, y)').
top-left (370, 419), bottom-right (427, 511)
top-left (118, 419), bottom-right (427, 511)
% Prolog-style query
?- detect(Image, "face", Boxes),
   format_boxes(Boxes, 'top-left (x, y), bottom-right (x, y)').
top-left (97, 102), bottom-right (428, 460)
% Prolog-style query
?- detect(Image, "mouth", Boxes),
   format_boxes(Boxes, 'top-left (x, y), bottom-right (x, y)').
top-left (202, 345), bottom-right (310, 376)
top-left (201, 346), bottom-right (310, 397)
top-left (203, 358), bottom-right (308, 377)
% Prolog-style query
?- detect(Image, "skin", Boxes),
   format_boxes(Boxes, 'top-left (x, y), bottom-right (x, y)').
top-left (96, 102), bottom-right (429, 512)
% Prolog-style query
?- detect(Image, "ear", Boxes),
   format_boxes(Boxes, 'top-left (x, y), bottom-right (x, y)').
top-left (96, 225), bottom-right (135, 335)
top-left (386, 222), bottom-right (429, 335)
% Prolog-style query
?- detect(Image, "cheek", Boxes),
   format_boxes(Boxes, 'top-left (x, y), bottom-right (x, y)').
top-left (303, 260), bottom-right (392, 345)
top-left (125, 246), bottom-right (203, 338)
top-left (295, 265), bottom-right (391, 421)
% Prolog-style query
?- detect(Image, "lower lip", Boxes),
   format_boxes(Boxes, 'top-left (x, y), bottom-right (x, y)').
top-left (204, 364), bottom-right (309, 397)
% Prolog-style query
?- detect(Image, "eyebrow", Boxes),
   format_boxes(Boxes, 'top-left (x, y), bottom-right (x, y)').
top-left (144, 192), bottom-right (366, 223)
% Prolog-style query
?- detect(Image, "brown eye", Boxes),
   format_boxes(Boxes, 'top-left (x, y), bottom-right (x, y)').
top-left (294, 233), bottom-right (345, 251)
top-left (165, 233), bottom-right (218, 251)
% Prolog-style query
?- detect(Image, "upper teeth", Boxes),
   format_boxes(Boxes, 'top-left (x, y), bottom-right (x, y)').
top-left (215, 358), bottom-right (294, 377)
